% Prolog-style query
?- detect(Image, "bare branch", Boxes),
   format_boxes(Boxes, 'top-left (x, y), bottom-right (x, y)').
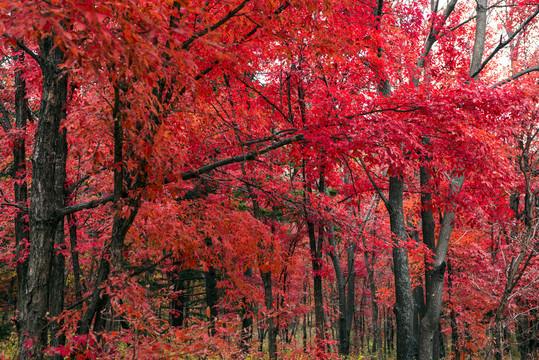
top-left (181, 134), bottom-right (304, 180)
top-left (12, 38), bottom-right (42, 65)
top-left (470, 5), bottom-right (539, 79)
top-left (181, 0), bottom-right (251, 50)
top-left (0, 202), bottom-right (27, 212)
top-left (493, 65), bottom-right (539, 87)
top-left (66, 174), bottom-right (91, 195)
top-left (345, 106), bottom-right (419, 119)
top-left (447, 0), bottom-right (506, 33)
top-left (357, 157), bottom-right (389, 206)
top-left (58, 194), bottom-right (114, 218)
top-left (415, 0), bottom-right (459, 73)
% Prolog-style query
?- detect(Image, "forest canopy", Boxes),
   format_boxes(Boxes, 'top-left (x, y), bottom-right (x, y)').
top-left (0, 0), bottom-right (538, 359)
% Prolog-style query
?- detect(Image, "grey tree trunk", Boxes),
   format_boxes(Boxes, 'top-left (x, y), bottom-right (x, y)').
top-left (387, 175), bottom-right (416, 360)
top-left (418, 0), bottom-right (487, 358)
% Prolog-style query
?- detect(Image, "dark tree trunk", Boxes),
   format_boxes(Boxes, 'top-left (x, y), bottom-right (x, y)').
top-left (78, 85), bottom-right (141, 337)
top-left (78, 254), bottom-right (110, 335)
top-left (68, 213), bottom-right (83, 304)
top-left (204, 254), bottom-right (219, 335)
top-left (17, 35), bottom-right (68, 360)
top-left (13, 45), bottom-right (30, 340)
top-left (447, 261), bottom-right (460, 360)
top-left (240, 275), bottom-right (253, 352)
top-left (516, 312), bottom-right (530, 360)
top-left (345, 242), bottom-right (355, 347)
top-left (170, 273), bottom-right (186, 327)
top-left (3, 277), bottom-right (15, 323)
top-left (387, 175), bottom-right (416, 360)
top-left (365, 248), bottom-right (382, 358)
top-left (307, 219), bottom-right (325, 347)
top-left (303, 285), bottom-right (308, 352)
top-left (261, 270), bottom-right (277, 360)
top-left (49, 129), bottom-right (67, 359)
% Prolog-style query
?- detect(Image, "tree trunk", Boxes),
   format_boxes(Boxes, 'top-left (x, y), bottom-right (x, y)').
top-left (240, 268), bottom-right (253, 352)
top-left (204, 238), bottom-right (219, 335)
top-left (345, 242), bottom-right (356, 354)
top-left (2, 277), bottom-right (14, 324)
top-left (13, 44), bottom-right (30, 339)
top-left (170, 271), bottom-right (185, 327)
top-left (78, 85), bottom-right (141, 337)
top-left (18, 35), bottom-right (68, 360)
top-left (387, 175), bottom-right (416, 360)
top-left (307, 218), bottom-right (326, 349)
top-left (49, 129), bottom-right (67, 359)
top-left (418, 170), bottom-right (463, 360)
top-left (303, 282), bottom-right (308, 352)
top-left (364, 247), bottom-right (382, 358)
top-left (516, 311), bottom-right (531, 360)
top-left (261, 270), bottom-right (277, 360)
top-left (327, 227), bottom-right (348, 355)
top-left (68, 213), bottom-right (83, 304)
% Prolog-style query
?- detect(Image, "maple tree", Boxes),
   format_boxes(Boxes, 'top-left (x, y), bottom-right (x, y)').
top-left (0, 0), bottom-right (538, 360)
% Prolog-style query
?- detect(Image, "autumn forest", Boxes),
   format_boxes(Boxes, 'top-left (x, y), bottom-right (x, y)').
top-left (0, 0), bottom-right (538, 359)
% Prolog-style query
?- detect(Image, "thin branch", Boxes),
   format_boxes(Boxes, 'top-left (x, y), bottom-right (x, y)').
top-left (344, 105), bottom-right (419, 119)
top-left (356, 157), bottom-right (389, 206)
top-left (447, 0), bottom-right (506, 33)
top-left (58, 194), bottom-right (114, 218)
top-left (181, 134), bottom-right (303, 180)
top-left (128, 251), bottom-right (173, 277)
top-left (235, 75), bottom-right (289, 120)
top-left (470, 5), bottom-right (539, 79)
top-left (13, 38), bottom-right (42, 65)
top-left (177, 2), bottom-right (289, 95)
top-left (66, 174), bottom-right (91, 195)
top-left (240, 129), bottom-right (298, 146)
top-left (0, 162), bottom-right (13, 178)
top-left (181, 0), bottom-right (251, 50)
top-left (178, 61), bottom-right (218, 96)
top-left (0, 202), bottom-right (27, 212)
top-left (415, 0), bottom-right (458, 73)
top-left (241, 2), bottom-right (289, 41)
top-left (65, 294), bottom-right (91, 311)
top-left (493, 65), bottom-right (539, 87)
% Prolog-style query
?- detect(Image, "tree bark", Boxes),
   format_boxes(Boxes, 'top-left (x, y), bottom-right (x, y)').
top-left (345, 242), bottom-right (356, 352)
top-left (68, 213), bottom-right (83, 304)
top-left (18, 35), bottom-right (68, 360)
top-left (13, 45), bottom-right (30, 340)
top-left (307, 212), bottom-right (326, 349)
top-left (365, 248), bottom-right (382, 359)
top-left (240, 268), bottom-right (253, 353)
top-left (49, 129), bottom-right (67, 359)
top-left (327, 228), bottom-right (348, 355)
top-left (204, 241), bottom-right (219, 335)
top-left (78, 88), bottom-right (141, 336)
top-left (261, 270), bottom-right (277, 360)
top-left (387, 175), bottom-right (416, 360)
